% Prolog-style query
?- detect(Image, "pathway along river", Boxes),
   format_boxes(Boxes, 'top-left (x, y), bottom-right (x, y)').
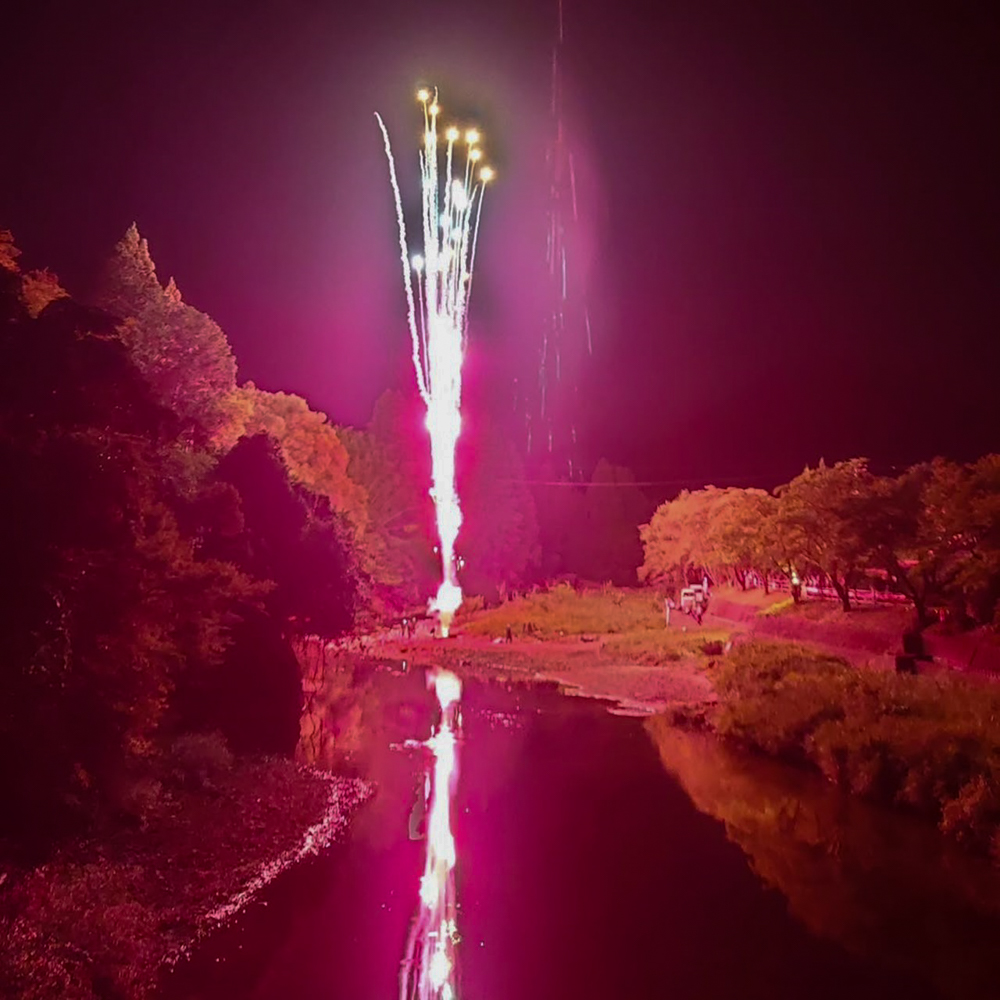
top-left (165, 669), bottom-right (1000, 1000)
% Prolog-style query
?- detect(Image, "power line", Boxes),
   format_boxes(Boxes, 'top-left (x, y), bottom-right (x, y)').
top-left (503, 475), bottom-right (795, 488)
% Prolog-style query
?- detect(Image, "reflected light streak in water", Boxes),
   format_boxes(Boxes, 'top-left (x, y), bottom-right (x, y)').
top-left (401, 670), bottom-right (463, 1000)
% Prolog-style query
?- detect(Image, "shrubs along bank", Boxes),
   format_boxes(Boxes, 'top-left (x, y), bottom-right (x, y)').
top-left (699, 641), bottom-right (1000, 861)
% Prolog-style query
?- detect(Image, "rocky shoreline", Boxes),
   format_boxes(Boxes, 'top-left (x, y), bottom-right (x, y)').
top-left (0, 761), bottom-right (373, 1000)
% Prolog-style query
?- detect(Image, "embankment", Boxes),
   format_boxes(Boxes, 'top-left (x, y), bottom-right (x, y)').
top-left (710, 595), bottom-right (1000, 675)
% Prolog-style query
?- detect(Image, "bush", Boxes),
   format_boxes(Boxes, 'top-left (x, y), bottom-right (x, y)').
top-left (713, 641), bottom-right (1000, 858)
top-left (167, 732), bottom-right (233, 790)
top-left (461, 594), bottom-right (485, 615)
top-left (112, 776), bottom-right (164, 830)
top-left (940, 774), bottom-right (1000, 851)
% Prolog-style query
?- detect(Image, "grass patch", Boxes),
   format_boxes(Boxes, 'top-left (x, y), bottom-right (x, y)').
top-left (456, 585), bottom-right (731, 669)
top-left (713, 585), bottom-right (789, 611)
top-left (772, 600), bottom-right (910, 632)
top-left (758, 597), bottom-right (795, 617)
top-left (603, 628), bottom-right (729, 665)
top-left (459, 584), bottom-right (664, 639)
top-left (713, 642), bottom-right (1000, 860)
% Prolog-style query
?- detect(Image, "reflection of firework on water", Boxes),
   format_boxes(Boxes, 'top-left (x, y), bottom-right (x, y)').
top-left (376, 90), bottom-right (494, 636)
top-left (400, 670), bottom-right (463, 1000)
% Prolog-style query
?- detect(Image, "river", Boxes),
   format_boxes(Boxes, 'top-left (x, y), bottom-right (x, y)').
top-left (164, 668), bottom-right (1000, 1000)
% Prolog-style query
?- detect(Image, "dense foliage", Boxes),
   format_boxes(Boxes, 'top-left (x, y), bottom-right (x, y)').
top-left (713, 642), bottom-right (1000, 859)
top-left (640, 458), bottom-right (1000, 626)
top-left (0, 231), bottom-right (360, 854)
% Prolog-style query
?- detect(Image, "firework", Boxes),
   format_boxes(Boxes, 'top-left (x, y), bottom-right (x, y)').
top-left (376, 89), bottom-right (494, 636)
top-left (400, 669), bottom-right (463, 1000)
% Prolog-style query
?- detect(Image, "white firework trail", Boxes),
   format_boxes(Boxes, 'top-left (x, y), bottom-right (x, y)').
top-left (376, 88), bottom-right (494, 636)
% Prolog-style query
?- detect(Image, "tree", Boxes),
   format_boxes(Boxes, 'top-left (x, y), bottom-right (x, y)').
top-left (208, 435), bottom-right (357, 639)
top-left (341, 390), bottom-right (437, 611)
top-left (243, 387), bottom-right (368, 538)
top-left (848, 467), bottom-right (939, 624)
top-left (947, 455), bottom-right (1000, 624)
top-left (776, 460), bottom-right (873, 611)
top-left (577, 460), bottom-right (649, 584)
top-left (640, 489), bottom-right (711, 590)
top-left (93, 225), bottom-right (237, 437)
top-left (706, 488), bottom-right (775, 590)
top-left (20, 269), bottom-right (68, 317)
top-left (0, 229), bottom-right (22, 272)
top-left (458, 426), bottom-right (540, 598)
top-left (531, 459), bottom-right (587, 580)
top-left (0, 263), bottom-right (256, 842)
top-left (910, 457), bottom-right (1000, 625)
top-left (93, 223), bottom-right (161, 319)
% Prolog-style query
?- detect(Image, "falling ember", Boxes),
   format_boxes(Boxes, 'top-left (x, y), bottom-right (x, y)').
top-left (376, 89), bottom-right (494, 636)
top-left (401, 670), bottom-right (463, 1000)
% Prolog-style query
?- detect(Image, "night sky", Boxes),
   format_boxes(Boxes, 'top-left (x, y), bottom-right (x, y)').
top-left (4, 0), bottom-right (998, 491)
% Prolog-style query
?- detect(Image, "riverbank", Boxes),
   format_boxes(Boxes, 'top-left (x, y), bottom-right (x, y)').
top-left (377, 584), bottom-right (725, 715)
top-left (0, 757), bottom-right (372, 1000)
top-left (645, 722), bottom-right (1000, 1000)
top-left (680, 640), bottom-right (1000, 861)
top-left (389, 586), bottom-right (1000, 862)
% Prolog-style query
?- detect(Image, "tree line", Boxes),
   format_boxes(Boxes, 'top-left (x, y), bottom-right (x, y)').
top-left (639, 456), bottom-right (1000, 627)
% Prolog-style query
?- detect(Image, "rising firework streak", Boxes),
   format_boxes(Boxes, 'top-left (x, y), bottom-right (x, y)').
top-left (376, 89), bottom-right (494, 636)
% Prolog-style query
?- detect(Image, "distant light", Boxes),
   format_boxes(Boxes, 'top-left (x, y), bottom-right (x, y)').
top-left (479, 166), bottom-right (495, 182)
top-left (445, 126), bottom-right (460, 142)
top-left (465, 128), bottom-right (480, 144)
top-left (412, 254), bottom-right (424, 272)
top-left (417, 88), bottom-right (430, 102)
top-left (469, 148), bottom-right (482, 162)
top-left (429, 103), bottom-right (440, 116)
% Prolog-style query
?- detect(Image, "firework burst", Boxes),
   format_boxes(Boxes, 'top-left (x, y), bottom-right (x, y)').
top-left (376, 89), bottom-right (494, 636)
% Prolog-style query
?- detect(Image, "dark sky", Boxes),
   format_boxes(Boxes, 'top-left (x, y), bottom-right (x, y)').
top-left (4, 0), bottom-right (998, 489)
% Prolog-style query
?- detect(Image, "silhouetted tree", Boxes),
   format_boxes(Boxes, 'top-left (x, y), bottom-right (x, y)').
top-left (577, 460), bottom-right (648, 584)
top-left (459, 425), bottom-right (540, 598)
top-left (210, 435), bottom-right (357, 638)
top-left (341, 390), bottom-right (437, 610)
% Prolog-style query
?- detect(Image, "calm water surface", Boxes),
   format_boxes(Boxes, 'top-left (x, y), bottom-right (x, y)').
top-left (165, 673), bottom-right (1000, 1000)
